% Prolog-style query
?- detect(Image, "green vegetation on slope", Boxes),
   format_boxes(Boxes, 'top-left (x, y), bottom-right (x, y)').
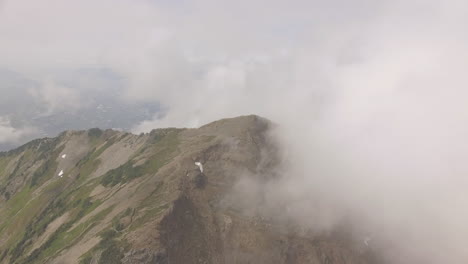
top-left (101, 129), bottom-right (181, 187)
top-left (101, 161), bottom-right (143, 187)
top-left (0, 127), bottom-right (183, 263)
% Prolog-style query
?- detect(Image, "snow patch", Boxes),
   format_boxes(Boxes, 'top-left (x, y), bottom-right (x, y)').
top-left (58, 170), bottom-right (64, 177)
top-left (61, 154), bottom-right (67, 159)
top-left (194, 162), bottom-right (203, 173)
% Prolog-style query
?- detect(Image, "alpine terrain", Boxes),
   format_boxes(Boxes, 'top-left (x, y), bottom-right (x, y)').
top-left (0, 115), bottom-right (376, 264)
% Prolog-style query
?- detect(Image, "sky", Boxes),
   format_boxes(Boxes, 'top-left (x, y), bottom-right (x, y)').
top-left (2, 0), bottom-right (468, 262)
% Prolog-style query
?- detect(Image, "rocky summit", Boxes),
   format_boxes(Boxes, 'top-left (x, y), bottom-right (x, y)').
top-left (0, 115), bottom-right (375, 264)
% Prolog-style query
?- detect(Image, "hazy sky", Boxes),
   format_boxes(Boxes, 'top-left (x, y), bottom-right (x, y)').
top-left (2, 0), bottom-right (468, 262)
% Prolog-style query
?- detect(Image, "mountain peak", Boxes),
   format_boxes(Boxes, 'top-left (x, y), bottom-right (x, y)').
top-left (0, 116), bottom-right (373, 264)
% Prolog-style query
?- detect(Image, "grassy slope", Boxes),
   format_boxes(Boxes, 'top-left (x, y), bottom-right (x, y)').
top-left (0, 128), bottom-right (182, 264)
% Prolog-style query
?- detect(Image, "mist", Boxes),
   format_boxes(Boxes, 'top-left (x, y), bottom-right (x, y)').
top-left (2, 0), bottom-right (468, 262)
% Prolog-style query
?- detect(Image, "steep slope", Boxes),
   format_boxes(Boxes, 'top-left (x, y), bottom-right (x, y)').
top-left (0, 115), bottom-right (376, 264)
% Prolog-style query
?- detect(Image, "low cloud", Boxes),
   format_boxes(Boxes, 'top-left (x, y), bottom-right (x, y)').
top-left (29, 78), bottom-right (84, 115)
top-left (0, 117), bottom-right (36, 144)
top-left (1, 0), bottom-right (468, 262)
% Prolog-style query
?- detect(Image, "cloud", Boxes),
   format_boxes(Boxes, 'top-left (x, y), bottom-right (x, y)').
top-left (126, 1), bottom-right (468, 262)
top-left (2, 0), bottom-right (468, 262)
top-left (28, 78), bottom-right (84, 114)
top-left (0, 117), bottom-right (36, 144)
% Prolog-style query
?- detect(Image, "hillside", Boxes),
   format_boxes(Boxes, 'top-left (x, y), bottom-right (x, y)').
top-left (0, 115), bottom-right (376, 264)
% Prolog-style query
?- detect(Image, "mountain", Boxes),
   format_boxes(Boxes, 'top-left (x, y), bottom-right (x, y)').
top-left (0, 115), bottom-right (376, 264)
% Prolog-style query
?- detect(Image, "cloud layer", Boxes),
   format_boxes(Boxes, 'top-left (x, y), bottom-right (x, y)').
top-left (0, 117), bottom-right (36, 144)
top-left (2, 0), bottom-right (468, 262)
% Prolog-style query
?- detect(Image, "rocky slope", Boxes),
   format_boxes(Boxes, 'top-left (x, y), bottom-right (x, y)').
top-left (0, 115), bottom-right (377, 264)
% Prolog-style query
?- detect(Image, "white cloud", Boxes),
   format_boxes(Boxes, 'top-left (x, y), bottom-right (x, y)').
top-left (2, 0), bottom-right (468, 262)
top-left (0, 117), bottom-right (36, 144)
top-left (28, 78), bottom-right (84, 115)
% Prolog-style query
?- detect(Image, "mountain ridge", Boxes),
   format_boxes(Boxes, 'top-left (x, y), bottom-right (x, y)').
top-left (0, 115), bottom-right (376, 264)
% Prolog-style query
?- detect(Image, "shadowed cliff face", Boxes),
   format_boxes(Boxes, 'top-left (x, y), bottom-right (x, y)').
top-left (0, 115), bottom-right (377, 264)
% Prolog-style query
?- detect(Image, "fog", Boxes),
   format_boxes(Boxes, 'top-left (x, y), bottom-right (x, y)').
top-left (2, 0), bottom-right (468, 262)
